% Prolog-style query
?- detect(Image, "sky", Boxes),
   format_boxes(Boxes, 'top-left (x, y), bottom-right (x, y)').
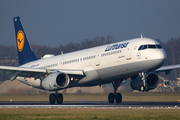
top-left (0, 0), bottom-right (180, 47)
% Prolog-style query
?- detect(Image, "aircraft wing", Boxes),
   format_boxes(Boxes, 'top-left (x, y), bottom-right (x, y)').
top-left (155, 64), bottom-right (180, 75)
top-left (0, 66), bottom-right (84, 81)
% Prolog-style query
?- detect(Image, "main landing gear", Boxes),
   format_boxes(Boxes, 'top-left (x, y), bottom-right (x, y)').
top-left (49, 91), bottom-right (63, 104)
top-left (108, 80), bottom-right (122, 104)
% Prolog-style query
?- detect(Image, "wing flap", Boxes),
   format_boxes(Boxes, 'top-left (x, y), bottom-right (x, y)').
top-left (0, 66), bottom-right (46, 73)
top-left (0, 66), bottom-right (47, 81)
top-left (0, 66), bottom-right (84, 80)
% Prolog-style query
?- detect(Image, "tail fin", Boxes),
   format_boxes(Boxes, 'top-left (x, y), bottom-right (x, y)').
top-left (13, 17), bottom-right (37, 66)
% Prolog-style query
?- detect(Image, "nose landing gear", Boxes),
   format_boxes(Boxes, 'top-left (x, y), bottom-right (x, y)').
top-left (139, 72), bottom-right (149, 92)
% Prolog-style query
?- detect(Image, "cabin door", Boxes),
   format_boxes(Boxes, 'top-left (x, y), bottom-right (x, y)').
top-left (95, 52), bottom-right (100, 66)
top-left (126, 42), bottom-right (135, 60)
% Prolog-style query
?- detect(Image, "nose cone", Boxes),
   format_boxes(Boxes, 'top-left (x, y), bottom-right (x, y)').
top-left (151, 49), bottom-right (167, 67)
top-left (154, 49), bottom-right (167, 60)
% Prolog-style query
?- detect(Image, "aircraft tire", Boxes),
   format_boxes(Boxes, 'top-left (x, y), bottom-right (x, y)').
top-left (145, 86), bottom-right (149, 92)
top-left (57, 93), bottom-right (63, 104)
top-left (116, 93), bottom-right (122, 103)
top-left (49, 93), bottom-right (56, 104)
top-left (108, 93), bottom-right (115, 103)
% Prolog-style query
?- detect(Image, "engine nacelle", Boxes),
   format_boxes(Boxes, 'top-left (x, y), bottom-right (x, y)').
top-left (41, 72), bottom-right (70, 90)
top-left (130, 73), bottom-right (159, 91)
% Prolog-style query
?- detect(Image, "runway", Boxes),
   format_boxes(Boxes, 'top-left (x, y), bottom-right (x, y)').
top-left (0, 101), bottom-right (180, 109)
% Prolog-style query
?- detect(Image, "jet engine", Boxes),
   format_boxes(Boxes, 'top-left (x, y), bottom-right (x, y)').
top-left (41, 72), bottom-right (70, 90)
top-left (130, 73), bottom-right (159, 91)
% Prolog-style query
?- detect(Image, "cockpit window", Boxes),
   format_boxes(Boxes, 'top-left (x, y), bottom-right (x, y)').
top-left (148, 45), bottom-right (156, 48)
top-left (138, 45), bottom-right (143, 50)
top-left (156, 45), bottom-right (162, 49)
top-left (138, 44), bottom-right (162, 51)
top-left (142, 45), bottom-right (147, 50)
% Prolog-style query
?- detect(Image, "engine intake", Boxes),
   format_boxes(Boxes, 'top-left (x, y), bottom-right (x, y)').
top-left (130, 73), bottom-right (159, 91)
top-left (56, 73), bottom-right (69, 87)
top-left (41, 72), bottom-right (70, 90)
top-left (147, 73), bottom-right (159, 88)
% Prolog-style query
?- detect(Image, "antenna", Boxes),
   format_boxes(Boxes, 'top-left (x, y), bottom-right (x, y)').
top-left (61, 51), bottom-right (63, 55)
top-left (140, 34), bottom-right (143, 38)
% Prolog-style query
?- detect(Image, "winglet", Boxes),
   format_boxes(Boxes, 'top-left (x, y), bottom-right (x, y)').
top-left (13, 17), bottom-right (37, 66)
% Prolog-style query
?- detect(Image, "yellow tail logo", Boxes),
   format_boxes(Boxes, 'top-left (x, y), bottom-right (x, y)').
top-left (17, 30), bottom-right (24, 52)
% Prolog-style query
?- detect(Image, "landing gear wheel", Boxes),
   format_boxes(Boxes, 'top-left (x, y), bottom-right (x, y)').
top-left (49, 93), bottom-right (56, 104)
top-left (145, 86), bottom-right (149, 92)
top-left (141, 86), bottom-right (149, 92)
top-left (108, 93), bottom-right (115, 103)
top-left (116, 93), bottom-right (122, 103)
top-left (141, 86), bottom-right (144, 91)
top-left (57, 93), bottom-right (63, 104)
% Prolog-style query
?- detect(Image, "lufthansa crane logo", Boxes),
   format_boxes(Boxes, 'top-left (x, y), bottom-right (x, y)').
top-left (17, 30), bottom-right (25, 52)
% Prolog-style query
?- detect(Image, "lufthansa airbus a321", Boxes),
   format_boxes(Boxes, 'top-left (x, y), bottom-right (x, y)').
top-left (0, 17), bottom-right (180, 104)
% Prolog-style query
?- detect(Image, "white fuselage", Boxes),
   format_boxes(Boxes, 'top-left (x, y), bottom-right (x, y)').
top-left (16, 38), bottom-right (166, 90)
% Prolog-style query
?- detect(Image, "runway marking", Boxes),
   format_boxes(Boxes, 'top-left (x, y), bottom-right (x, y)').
top-left (0, 101), bottom-right (179, 109)
top-left (0, 105), bottom-right (179, 109)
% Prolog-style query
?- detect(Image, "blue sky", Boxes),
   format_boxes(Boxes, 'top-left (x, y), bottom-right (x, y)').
top-left (1, 0), bottom-right (180, 46)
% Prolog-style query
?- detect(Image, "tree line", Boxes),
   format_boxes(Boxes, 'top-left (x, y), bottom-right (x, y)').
top-left (0, 35), bottom-right (180, 82)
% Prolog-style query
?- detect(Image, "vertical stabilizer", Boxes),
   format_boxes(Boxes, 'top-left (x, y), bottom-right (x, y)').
top-left (13, 17), bottom-right (37, 66)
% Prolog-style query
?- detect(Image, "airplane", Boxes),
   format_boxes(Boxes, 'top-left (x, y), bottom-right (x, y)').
top-left (0, 16), bottom-right (180, 104)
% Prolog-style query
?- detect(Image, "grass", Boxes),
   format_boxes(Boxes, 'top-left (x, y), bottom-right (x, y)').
top-left (0, 92), bottom-right (180, 102)
top-left (0, 108), bottom-right (180, 120)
